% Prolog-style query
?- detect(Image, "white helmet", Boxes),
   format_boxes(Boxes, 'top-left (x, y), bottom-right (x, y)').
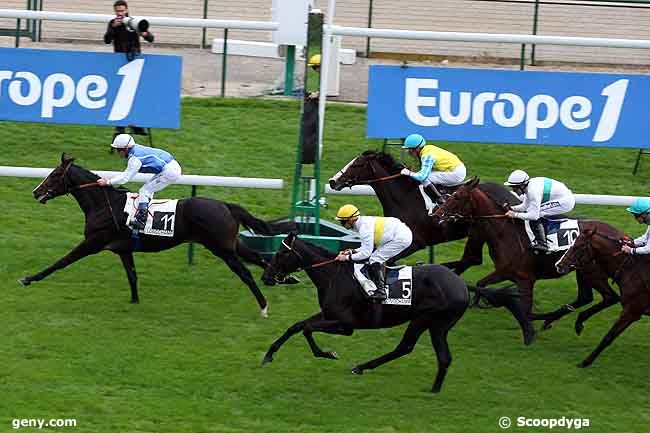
top-left (504, 169), bottom-right (530, 186)
top-left (111, 134), bottom-right (136, 149)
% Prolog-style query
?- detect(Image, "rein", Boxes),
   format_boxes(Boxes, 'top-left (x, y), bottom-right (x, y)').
top-left (62, 169), bottom-right (121, 232)
top-left (357, 173), bottom-right (402, 185)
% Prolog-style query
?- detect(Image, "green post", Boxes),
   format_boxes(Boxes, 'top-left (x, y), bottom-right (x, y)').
top-left (366, 0), bottom-right (374, 57)
top-left (284, 45), bottom-right (296, 96)
top-left (201, 0), bottom-right (208, 49)
top-left (187, 185), bottom-right (197, 265)
top-left (221, 28), bottom-right (228, 98)
top-left (428, 246), bottom-right (434, 264)
top-left (15, 19), bottom-right (21, 48)
top-left (531, 0), bottom-right (540, 66)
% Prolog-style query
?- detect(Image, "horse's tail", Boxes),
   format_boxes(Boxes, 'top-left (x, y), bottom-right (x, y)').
top-left (227, 203), bottom-right (296, 235)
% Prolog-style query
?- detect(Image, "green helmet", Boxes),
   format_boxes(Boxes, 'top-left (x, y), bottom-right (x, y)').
top-left (627, 197), bottom-right (650, 215)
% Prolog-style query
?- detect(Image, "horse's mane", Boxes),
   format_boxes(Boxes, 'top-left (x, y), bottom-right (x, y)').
top-left (478, 182), bottom-right (521, 207)
top-left (362, 150), bottom-right (405, 173)
top-left (296, 237), bottom-right (337, 259)
top-left (70, 163), bottom-right (129, 193)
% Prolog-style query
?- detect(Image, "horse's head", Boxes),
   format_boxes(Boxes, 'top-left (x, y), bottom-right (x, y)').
top-left (433, 177), bottom-right (480, 221)
top-left (328, 150), bottom-right (404, 191)
top-left (555, 229), bottom-right (597, 274)
top-left (262, 232), bottom-right (304, 286)
top-left (33, 153), bottom-right (76, 204)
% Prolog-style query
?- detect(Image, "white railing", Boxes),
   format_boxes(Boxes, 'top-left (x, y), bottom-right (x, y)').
top-left (0, 166), bottom-right (283, 189)
top-left (0, 9), bottom-right (278, 31)
top-left (324, 185), bottom-right (643, 207)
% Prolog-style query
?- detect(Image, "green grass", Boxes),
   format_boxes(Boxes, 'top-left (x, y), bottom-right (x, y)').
top-left (1, 97), bottom-right (650, 433)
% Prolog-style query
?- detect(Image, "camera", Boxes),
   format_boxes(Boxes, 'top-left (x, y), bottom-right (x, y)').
top-left (123, 16), bottom-right (149, 34)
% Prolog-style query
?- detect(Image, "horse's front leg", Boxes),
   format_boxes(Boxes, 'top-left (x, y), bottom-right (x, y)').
top-left (19, 239), bottom-right (103, 286)
top-left (443, 231), bottom-right (484, 274)
top-left (118, 252), bottom-right (139, 304)
top-left (262, 313), bottom-right (352, 365)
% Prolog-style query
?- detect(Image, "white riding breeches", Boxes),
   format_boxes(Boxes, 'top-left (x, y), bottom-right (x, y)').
top-left (423, 163), bottom-right (467, 187)
top-left (540, 194), bottom-right (575, 217)
top-left (368, 229), bottom-right (413, 264)
top-left (137, 160), bottom-right (182, 205)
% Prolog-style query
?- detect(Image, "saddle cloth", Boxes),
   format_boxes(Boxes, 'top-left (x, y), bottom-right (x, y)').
top-left (124, 193), bottom-right (179, 237)
top-left (353, 264), bottom-right (413, 306)
top-left (524, 218), bottom-right (580, 252)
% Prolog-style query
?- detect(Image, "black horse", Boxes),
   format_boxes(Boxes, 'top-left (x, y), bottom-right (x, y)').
top-left (19, 154), bottom-right (295, 316)
top-left (261, 233), bottom-right (469, 393)
top-left (328, 150), bottom-right (520, 273)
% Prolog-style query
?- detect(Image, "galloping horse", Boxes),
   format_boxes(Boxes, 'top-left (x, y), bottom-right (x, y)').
top-left (328, 150), bottom-right (529, 344)
top-left (261, 233), bottom-right (469, 393)
top-left (19, 154), bottom-right (295, 316)
top-left (556, 224), bottom-right (648, 367)
top-left (328, 150), bottom-right (519, 273)
top-left (434, 178), bottom-right (620, 333)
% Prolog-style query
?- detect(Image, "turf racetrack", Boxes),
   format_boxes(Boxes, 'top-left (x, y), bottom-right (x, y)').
top-left (1, 98), bottom-right (649, 433)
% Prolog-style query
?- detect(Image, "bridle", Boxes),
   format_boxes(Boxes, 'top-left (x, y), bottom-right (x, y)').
top-left (58, 161), bottom-right (121, 232)
top-left (337, 156), bottom-right (402, 188)
top-left (267, 237), bottom-right (341, 283)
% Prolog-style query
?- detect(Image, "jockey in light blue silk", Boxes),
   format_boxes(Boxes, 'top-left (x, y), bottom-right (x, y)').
top-left (621, 197), bottom-right (650, 255)
top-left (97, 134), bottom-right (182, 231)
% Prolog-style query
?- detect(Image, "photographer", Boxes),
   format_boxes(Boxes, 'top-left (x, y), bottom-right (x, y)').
top-left (104, 0), bottom-right (154, 139)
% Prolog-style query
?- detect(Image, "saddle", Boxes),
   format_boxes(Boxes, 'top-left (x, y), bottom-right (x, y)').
top-left (353, 264), bottom-right (413, 305)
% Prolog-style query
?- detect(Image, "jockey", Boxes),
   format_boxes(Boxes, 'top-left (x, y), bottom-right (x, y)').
top-left (621, 198), bottom-right (650, 255)
top-left (400, 133), bottom-right (466, 204)
top-left (334, 204), bottom-right (413, 301)
top-left (97, 134), bottom-right (182, 231)
top-left (504, 170), bottom-right (575, 253)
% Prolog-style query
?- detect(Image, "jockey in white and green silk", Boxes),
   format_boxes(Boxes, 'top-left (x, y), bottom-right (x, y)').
top-left (399, 134), bottom-right (467, 205)
top-left (504, 169), bottom-right (575, 253)
top-left (622, 198), bottom-right (650, 255)
top-left (97, 134), bottom-right (182, 231)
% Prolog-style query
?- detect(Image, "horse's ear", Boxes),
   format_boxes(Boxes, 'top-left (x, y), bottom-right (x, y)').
top-left (469, 177), bottom-right (480, 188)
top-left (61, 153), bottom-right (75, 165)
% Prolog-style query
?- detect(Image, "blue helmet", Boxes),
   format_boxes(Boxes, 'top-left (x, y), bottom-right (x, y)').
top-left (402, 134), bottom-right (426, 149)
top-left (627, 197), bottom-right (650, 215)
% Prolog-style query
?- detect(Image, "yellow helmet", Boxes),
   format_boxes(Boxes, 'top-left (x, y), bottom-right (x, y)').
top-left (308, 54), bottom-right (321, 66)
top-left (335, 204), bottom-right (360, 220)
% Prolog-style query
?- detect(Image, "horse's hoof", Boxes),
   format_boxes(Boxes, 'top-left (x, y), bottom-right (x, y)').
top-left (260, 305), bottom-right (269, 318)
top-left (324, 351), bottom-right (338, 360)
top-left (18, 277), bottom-right (31, 287)
top-left (431, 386), bottom-right (442, 394)
top-left (261, 354), bottom-right (273, 366)
top-left (577, 360), bottom-right (591, 369)
top-left (130, 299), bottom-right (140, 304)
top-left (282, 275), bottom-right (300, 285)
top-left (575, 322), bottom-right (584, 336)
top-left (542, 321), bottom-right (553, 331)
top-left (523, 328), bottom-right (537, 346)
top-left (351, 366), bottom-right (363, 375)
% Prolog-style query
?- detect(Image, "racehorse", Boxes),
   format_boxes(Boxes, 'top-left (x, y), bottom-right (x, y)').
top-left (555, 225), bottom-right (648, 367)
top-left (328, 150), bottom-right (519, 273)
top-left (434, 178), bottom-right (620, 334)
top-left (328, 150), bottom-right (530, 344)
top-left (19, 154), bottom-right (295, 316)
top-left (260, 232), bottom-right (469, 393)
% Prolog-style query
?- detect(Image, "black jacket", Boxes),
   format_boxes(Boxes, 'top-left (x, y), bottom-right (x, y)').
top-left (104, 18), bottom-right (154, 54)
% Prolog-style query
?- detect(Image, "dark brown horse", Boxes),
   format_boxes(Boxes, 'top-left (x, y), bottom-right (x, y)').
top-left (434, 178), bottom-right (620, 335)
top-left (261, 233), bottom-right (469, 393)
top-left (328, 151), bottom-right (522, 272)
top-left (18, 154), bottom-right (296, 316)
top-left (556, 224), bottom-right (649, 367)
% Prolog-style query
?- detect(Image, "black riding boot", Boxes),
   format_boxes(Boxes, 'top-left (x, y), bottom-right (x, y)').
top-left (130, 207), bottom-right (148, 231)
top-left (367, 262), bottom-right (387, 301)
top-left (529, 219), bottom-right (548, 253)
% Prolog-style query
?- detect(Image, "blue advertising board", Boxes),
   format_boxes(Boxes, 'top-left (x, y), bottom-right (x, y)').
top-left (367, 65), bottom-right (650, 148)
top-left (0, 48), bottom-right (181, 128)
